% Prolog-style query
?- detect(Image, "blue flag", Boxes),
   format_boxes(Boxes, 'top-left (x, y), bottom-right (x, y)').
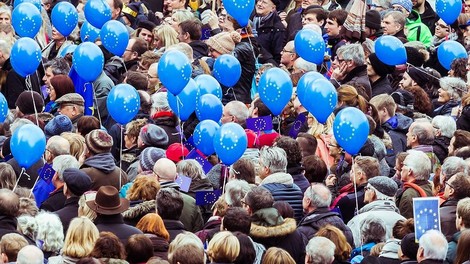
top-left (37, 163), bottom-right (55, 184)
top-left (246, 116), bottom-right (273, 132)
top-left (289, 113), bottom-right (307, 138)
top-left (175, 175), bottom-right (192, 192)
top-left (195, 190), bottom-right (222, 206)
top-left (186, 149), bottom-right (213, 174)
top-left (413, 197), bottom-right (440, 241)
top-left (184, 136), bottom-right (195, 152)
top-left (69, 67), bottom-right (94, 116)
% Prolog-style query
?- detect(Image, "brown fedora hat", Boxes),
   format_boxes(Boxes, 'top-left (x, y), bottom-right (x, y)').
top-left (86, 186), bottom-right (130, 215)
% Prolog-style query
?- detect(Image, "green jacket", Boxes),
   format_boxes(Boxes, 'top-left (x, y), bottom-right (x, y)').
top-left (405, 10), bottom-right (433, 48)
top-left (396, 180), bottom-right (433, 219)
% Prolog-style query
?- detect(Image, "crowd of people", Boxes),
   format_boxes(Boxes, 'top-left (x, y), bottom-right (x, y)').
top-left (1, 0), bottom-right (470, 263)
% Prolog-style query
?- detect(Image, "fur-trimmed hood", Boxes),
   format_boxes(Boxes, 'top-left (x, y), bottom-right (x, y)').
top-left (250, 209), bottom-right (297, 238)
top-left (260, 172), bottom-right (293, 185)
top-left (122, 200), bottom-right (156, 219)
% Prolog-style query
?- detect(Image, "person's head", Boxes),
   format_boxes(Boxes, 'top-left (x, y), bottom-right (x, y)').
top-left (334, 44), bottom-right (366, 74)
top-left (370, 94), bottom-right (396, 124)
top-left (127, 176), bottom-right (160, 201)
top-left (107, 0), bottom-right (123, 20)
top-left (84, 129), bottom-right (113, 157)
top-left (16, 245), bottom-right (43, 264)
top-left (315, 225), bottom-right (352, 262)
top-left (138, 51), bottom-right (160, 73)
top-left (258, 146), bottom-right (287, 179)
top-left (43, 58), bottom-right (71, 88)
top-left (90, 232), bottom-right (126, 259)
top-left (154, 25), bottom-right (179, 49)
top-left (401, 150), bottom-right (431, 182)
top-left (303, 183), bottom-right (331, 214)
top-left (360, 217), bottom-right (386, 244)
top-left (454, 230), bottom-right (470, 264)
top-left (262, 247), bottom-right (296, 264)
top-left (255, 0), bottom-right (278, 17)
top-left (325, 9), bottom-right (348, 37)
top-left (440, 156), bottom-right (468, 185)
top-left (123, 118), bottom-right (147, 149)
top-left (406, 120), bottom-right (434, 148)
top-left (337, 85), bottom-right (368, 113)
top-left (125, 234), bottom-right (154, 264)
top-left (232, 232), bottom-right (256, 264)
top-left (49, 74), bottom-right (75, 102)
top-left (243, 186), bottom-right (274, 214)
top-left (0, 188), bottom-right (19, 217)
top-left (0, 4), bottom-right (11, 26)
top-left (399, 232), bottom-right (419, 261)
top-left (230, 158), bottom-right (255, 184)
top-left (364, 176), bottom-right (398, 203)
top-left (56, 93), bottom-right (85, 120)
top-left (168, 233), bottom-right (205, 264)
top-left (15, 91), bottom-right (45, 116)
top-left (221, 101), bottom-right (249, 125)
top-left (417, 230), bottom-right (448, 262)
top-left (176, 159), bottom-right (205, 181)
top-left (35, 211), bottom-right (64, 253)
top-left (136, 213), bottom-right (170, 241)
top-left (76, 116), bottom-right (100, 137)
top-left (381, 11), bottom-right (405, 36)
top-left (449, 130), bottom-right (470, 156)
top-left (448, 57), bottom-right (468, 82)
top-left (138, 124), bottom-right (169, 149)
top-left (444, 172), bottom-right (470, 200)
top-left (391, 0), bottom-right (412, 16)
top-left (222, 207), bottom-right (252, 234)
top-left (0, 163), bottom-right (16, 190)
top-left (177, 19), bottom-right (202, 43)
top-left (45, 135), bottom-right (70, 163)
top-left (365, 10), bottom-right (382, 37)
top-left (123, 38), bottom-right (148, 62)
top-left (60, 133), bottom-right (86, 163)
top-left (207, 231), bottom-right (240, 263)
top-left (366, 53), bottom-right (396, 79)
top-left (153, 158), bottom-right (177, 183)
top-left (224, 179), bottom-right (251, 207)
top-left (438, 76), bottom-right (467, 103)
top-left (350, 156), bottom-right (380, 185)
top-left (296, 133), bottom-right (317, 159)
top-left (280, 41), bottom-right (298, 68)
top-left (0, 233), bottom-right (28, 262)
top-left (136, 21), bottom-right (156, 46)
top-left (274, 136), bottom-right (302, 168)
top-left (305, 237), bottom-right (335, 264)
top-left (431, 115), bottom-right (456, 139)
top-left (302, 7), bottom-right (327, 27)
top-left (457, 197), bottom-right (470, 230)
top-left (156, 188), bottom-right (183, 220)
top-left (147, 63), bottom-right (161, 91)
top-left (206, 31), bottom-right (241, 58)
top-left (303, 155), bottom-right (327, 183)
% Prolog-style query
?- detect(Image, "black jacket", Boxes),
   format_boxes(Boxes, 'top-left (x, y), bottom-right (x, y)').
top-left (95, 214), bottom-right (143, 244)
top-left (440, 198), bottom-right (458, 242)
top-left (371, 76), bottom-right (393, 97)
top-left (433, 136), bottom-right (450, 164)
top-left (163, 219), bottom-right (186, 242)
top-left (331, 65), bottom-right (372, 100)
top-left (55, 196), bottom-right (80, 234)
top-left (0, 216), bottom-right (35, 244)
top-left (336, 184), bottom-right (367, 223)
top-left (153, 112), bottom-right (181, 146)
top-left (419, 1), bottom-right (438, 34)
top-left (40, 187), bottom-right (66, 212)
top-left (253, 12), bottom-right (286, 65)
top-left (457, 105), bottom-right (470, 132)
top-left (189, 40), bottom-right (209, 60)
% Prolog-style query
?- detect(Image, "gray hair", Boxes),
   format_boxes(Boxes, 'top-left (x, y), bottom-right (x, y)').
top-left (52, 155), bottom-right (80, 181)
top-left (305, 236), bottom-right (336, 264)
top-left (224, 179), bottom-right (251, 207)
top-left (337, 43), bottom-right (365, 66)
top-left (294, 57), bottom-right (317, 73)
top-left (419, 230), bottom-right (448, 261)
top-left (439, 77), bottom-right (467, 101)
top-left (43, 57), bottom-right (70, 76)
top-left (0, 39), bottom-right (12, 56)
top-left (17, 215), bottom-right (38, 242)
top-left (10, 118), bottom-right (34, 134)
top-left (432, 115), bottom-right (456, 138)
top-left (305, 183), bottom-right (332, 208)
top-left (17, 245), bottom-right (44, 264)
top-left (35, 211), bottom-right (64, 253)
top-left (225, 101), bottom-right (249, 126)
top-left (47, 135), bottom-right (71, 157)
top-left (177, 159), bottom-right (205, 181)
top-left (405, 150), bottom-right (431, 181)
top-left (367, 184), bottom-right (394, 201)
top-left (151, 91), bottom-right (170, 111)
top-left (441, 156), bottom-right (468, 179)
top-left (360, 217), bottom-right (386, 243)
top-left (259, 146), bottom-right (287, 173)
top-left (384, 10), bottom-right (406, 28)
top-left (410, 121), bottom-right (434, 145)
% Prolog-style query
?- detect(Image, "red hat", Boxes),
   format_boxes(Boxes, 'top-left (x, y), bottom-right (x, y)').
top-left (166, 143), bottom-right (189, 163)
top-left (245, 129), bottom-right (257, 148)
top-left (258, 132), bottom-right (280, 148)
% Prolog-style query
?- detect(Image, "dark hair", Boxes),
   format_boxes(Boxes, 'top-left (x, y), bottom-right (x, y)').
top-left (233, 232), bottom-right (256, 264)
top-left (273, 201), bottom-right (294, 219)
top-left (223, 207), bottom-right (251, 234)
top-left (126, 71), bottom-right (148, 91)
top-left (50, 75), bottom-right (75, 99)
top-left (452, 130), bottom-right (470, 151)
top-left (90, 232), bottom-right (126, 259)
top-left (403, 86), bottom-right (433, 115)
top-left (156, 188), bottom-right (184, 220)
top-left (138, 90), bottom-right (152, 115)
top-left (296, 133), bottom-right (318, 158)
top-left (327, 9), bottom-right (348, 25)
top-left (253, 97), bottom-right (273, 117)
top-left (44, 57), bottom-right (70, 75)
top-left (455, 230), bottom-right (470, 264)
top-left (125, 234), bottom-right (154, 264)
top-left (392, 219), bottom-right (414, 239)
top-left (450, 173), bottom-right (470, 200)
top-left (274, 136), bottom-right (302, 167)
top-left (131, 38), bottom-right (149, 56)
top-left (245, 187), bottom-right (273, 212)
top-left (77, 116), bottom-right (101, 137)
top-left (302, 6), bottom-right (328, 23)
top-left (455, 146), bottom-right (470, 159)
top-left (303, 155), bottom-right (327, 183)
top-left (232, 158), bottom-right (255, 184)
top-left (450, 58), bottom-right (468, 82)
top-left (179, 19), bottom-right (202, 40)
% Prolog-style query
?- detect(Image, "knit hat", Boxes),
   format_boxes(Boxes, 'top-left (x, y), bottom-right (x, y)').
top-left (63, 168), bottom-right (92, 196)
top-left (391, 89), bottom-right (414, 111)
top-left (44, 115), bottom-right (73, 137)
top-left (400, 233), bottom-right (419, 260)
top-left (406, 66), bottom-right (428, 88)
top-left (55, 93), bottom-right (85, 106)
top-left (258, 132), bottom-right (279, 148)
top-left (391, 0), bottom-right (412, 13)
top-left (139, 124), bottom-right (169, 149)
top-left (206, 31), bottom-right (241, 54)
top-left (15, 91), bottom-right (45, 115)
top-left (138, 20), bottom-right (156, 32)
top-left (368, 53), bottom-right (396, 77)
top-left (245, 129), bottom-right (257, 148)
top-left (365, 10), bottom-right (381, 30)
top-left (357, 138), bottom-right (375, 157)
top-left (85, 129), bottom-right (113, 154)
top-left (165, 143), bottom-right (189, 163)
top-left (140, 147), bottom-right (166, 171)
top-left (368, 176), bottom-right (398, 197)
top-left (122, 2), bottom-right (140, 25)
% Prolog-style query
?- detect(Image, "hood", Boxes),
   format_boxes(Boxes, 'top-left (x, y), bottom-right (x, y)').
top-left (250, 217), bottom-right (297, 238)
top-left (189, 40), bottom-right (209, 55)
top-left (383, 113), bottom-right (413, 132)
top-left (122, 200), bottom-right (155, 219)
top-left (260, 172), bottom-right (293, 185)
top-left (359, 200), bottom-right (400, 214)
top-left (406, 10), bottom-right (422, 24)
top-left (379, 238), bottom-right (400, 259)
top-left (189, 177), bottom-right (213, 192)
top-left (83, 153), bottom-right (116, 173)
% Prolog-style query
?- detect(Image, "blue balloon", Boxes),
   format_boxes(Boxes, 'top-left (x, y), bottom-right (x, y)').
top-left (213, 122), bottom-right (247, 165)
top-left (168, 79), bottom-right (198, 121)
top-left (106, 84), bottom-right (140, 124)
top-left (195, 74), bottom-right (222, 99)
top-left (84, 0), bottom-right (111, 29)
top-left (213, 54), bottom-right (241, 87)
top-left (80, 21), bottom-right (100, 42)
top-left (14, 0), bottom-right (41, 11)
top-left (375, 36), bottom-right (407, 66)
top-left (10, 37), bottom-right (41, 77)
top-left (51, 2), bottom-right (78, 37)
top-left (158, 50), bottom-right (192, 95)
top-left (12, 3), bottom-right (42, 38)
top-left (196, 94), bottom-right (223, 122)
top-left (222, 0), bottom-right (254, 27)
top-left (438, 40), bottom-right (468, 70)
top-left (10, 124), bottom-right (46, 169)
top-left (193, 120), bottom-right (220, 156)
top-left (72, 42), bottom-right (104, 82)
top-left (333, 107), bottom-right (369, 155)
top-left (258, 68), bottom-right (293, 116)
top-left (58, 44), bottom-right (77, 57)
top-left (294, 29), bottom-right (326, 64)
top-left (436, 0), bottom-right (461, 25)
top-left (100, 20), bottom-right (129, 56)
top-left (296, 71), bottom-right (325, 103)
top-left (0, 94), bottom-right (8, 123)
top-left (299, 79), bottom-right (337, 124)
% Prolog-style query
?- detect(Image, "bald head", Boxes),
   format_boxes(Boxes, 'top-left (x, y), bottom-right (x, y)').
top-left (0, 189), bottom-right (20, 217)
top-left (46, 136), bottom-right (71, 163)
top-left (153, 158), bottom-right (177, 182)
top-left (17, 245), bottom-right (44, 264)
top-left (408, 120), bottom-right (435, 147)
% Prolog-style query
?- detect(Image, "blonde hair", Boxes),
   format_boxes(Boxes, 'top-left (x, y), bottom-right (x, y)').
top-left (136, 213), bottom-right (170, 241)
top-left (307, 113), bottom-right (334, 137)
top-left (127, 176), bottom-right (160, 201)
top-left (176, 159), bottom-right (205, 181)
top-left (370, 94), bottom-right (396, 117)
top-left (78, 194), bottom-right (97, 221)
top-left (171, 10), bottom-right (195, 25)
top-left (337, 85), bottom-right (368, 113)
top-left (63, 217), bottom-right (99, 258)
top-left (316, 224), bottom-right (352, 261)
top-left (61, 132), bottom-right (86, 162)
top-left (261, 247), bottom-right (296, 264)
top-left (207, 231), bottom-right (240, 263)
top-left (168, 232), bottom-right (205, 264)
top-left (154, 25), bottom-right (179, 49)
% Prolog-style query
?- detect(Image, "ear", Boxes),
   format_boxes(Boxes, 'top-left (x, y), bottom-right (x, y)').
top-left (417, 246), bottom-right (424, 260)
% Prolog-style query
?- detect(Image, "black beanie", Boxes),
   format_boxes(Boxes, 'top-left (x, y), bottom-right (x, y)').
top-left (369, 53), bottom-right (396, 77)
top-left (366, 10), bottom-right (381, 30)
top-left (407, 66), bottom-right (428, 88)
top-left (15, 91), bottom-right (44, 115)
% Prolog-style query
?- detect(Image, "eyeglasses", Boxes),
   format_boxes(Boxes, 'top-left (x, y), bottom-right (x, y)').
top-left (435, 22), bottom-right (449, 29)
top-left (445, 181), bottom-right (454, 189)
top-left (282, 49), bottom-right (295, 53)
top-left (147, 74), bottom-right (158, 79)
top-left (328, 143), bottom-right (339, 148)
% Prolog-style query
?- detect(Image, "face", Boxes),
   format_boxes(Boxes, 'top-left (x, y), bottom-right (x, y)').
top-left (58, 104), bottom-right (77, 119)
top-left (301, 0), bottom-right (317, 9)
top-left (381, 15), bottom-right (400, 35)
top-left (138, 28), bottom-right (154, 45)
top-left (258, 157), bottom-right (269, 179)
top-left (328, 137), bottom-right (342, 158)
top-left (302, 194), bottom-right (311, 213)
top-left (400, 159), bottom-right (411, 182)
top-left (406, 123), bottom-right (416, 147)
top-left (399, 71), bottom-right (413, 89)
top-left (349, 164), bottom-right (363, 184)
top-left (443, 176), bottom-right (455, 199)
top-left (48, 85), bottom-right (57, 101)
top-left (437, 88), bottom-right (451, 103)
top-left (280, 42), bottom-right (296, 66)
top-left (391, 4), bottom-right (410, 17)
top-left (434, 19), bottom-right (450, 39)
top-left (147, 66), bottom-right (160, 89)
top-left (448, 136), bottom-right (456, 155)
top-left (43, 67), bottom-right (54, 88)
top-left (364, 185), bottom-right (375, 203)
top-left (466, 0), bottom-right (470, 13)
top-left (366, 58), bottom-right (376, 77)
top-left (412, 0), bottom-right (424, 8)
top-left (168, 0), bottom-right (185, 10)
top-left (209, 46), bottom-right (222, 58)
top-left (302, 13), bottom-right (320, 26)
top-left (325, 18), bottom-right (341, 37)
top-left (256, 0), bottom-right (276, 17)
top-left (51, 27), bottom-right (65, 41)
top-left (124, 129), bottom-right (137, 149)
top-left (0, 13), bottom-right (10, 25)
top-left (122, 39), bottom-right (136, 61)
top-left (107, 0), bottom-right (120, 20)
top-left (221, 107), bottom-right (234, 124)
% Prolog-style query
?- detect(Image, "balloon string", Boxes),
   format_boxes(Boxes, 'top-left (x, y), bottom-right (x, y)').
top-left (245, 29), bottom-right (259, 65)
top-left (119, 125), bottom-right (123, 188)
top-left (89, 82), bottom-right (103, 127)
top-left (29, 172), bottom-right (41, 198)
top-left (26, 76), bottom-right (40, 127)
top-left (351, 157), bottom-right (363, 256)
top-left (176, 95), bottom-right (184, 158)
top-left (222, 165), bottom-right (229, 194)
top-left (12, 168), bottom-right (26, 192)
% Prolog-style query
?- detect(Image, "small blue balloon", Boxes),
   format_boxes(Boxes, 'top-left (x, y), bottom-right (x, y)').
top-left (193, 120), bottom-right (220, 156)
top-left (196, 94), bottom-right (223, 122)
top-left (294, 29), bottom-right (326, 64)
top-left (222, 0), bottom-right (255, 27)
top-left (333, 107), bottom-right (369, 155)
top-left (80, 21), bottom-right (100, 42)
top-left (51, 2), bottom-right (78, 37)
top-left (10, 37), bottom-right (41, 77)
top-left (100, 20), bottom-right (129, 56)
top-left (296, 71), bottom-right (325, 103)
top-left (299, 79), bottom-right (337, 124)
top-left (436, 0), bottom-right (461, 25)
top-left (84, 0), bottom-right (112, 29)
top-left (437, 40), bottom-right (468, 70)
top-left (375, 36), bottom-right (407, 66)
top-left (58, 44), bottom-right (77, 58)
top-left (14, 0), bottom-right (41, 11)
top-left (213, 54), bottom-right (242, 87)
top-left (0, 94), bottom-right (8, 123)
top-left (195, 74), bottom-right (222, 99)
top-left (12, 3), bottom-right (42, 38)
top-left (213, 122), bottom-right (247, 165)
top-left (258, 68), bottom-right (293, 116)
top-left (107, 84), bottom-right (140, 124)
top-left (168, 79), bottom-right (198, 121)
top-left (158, 50), bottom-right (192, 96)
top-left (10, 124), bottom-right (46, 169)
top-left (72, 42), bottom-right (104, 82)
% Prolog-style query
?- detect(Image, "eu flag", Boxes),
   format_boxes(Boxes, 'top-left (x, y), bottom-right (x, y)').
top-left (195, 190), bottom-right (222, 206)
top-left (246, 116), bottom-right (273, 132)
top-left (69, 67), bottom-right (94, 116)
top-left (289, 113), bottom-right (307, 138)
top-left (175, 175), bottom-right (192, 192)
top-left (37, 163), bottom-right (56, 184)
top-left (186, 149), bottom-right (213, 174)
top-left (413, 197), bottom-right (440, 241)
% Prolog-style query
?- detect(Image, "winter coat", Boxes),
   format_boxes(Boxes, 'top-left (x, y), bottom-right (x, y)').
top-left (195, 216), bottom-right (221, 243)
top-left (92, 72), bottom-right (115, 130)
top-left (369, 135), bottom-right (391, 177)
top-left (440, 198), bottom-right (458, 241)
top-left (189, 40), bottom-right (209, 60)
top-left (419, 1), bottom-right (438, 33)
top-left (260, 172), bottom-right (304, 221)
top-left (55, 196), bottom-right (80, 234)
top-left (152, 112), bottom-right (181, 146)
top-left (288, 165), bottom-right (310, 195)
top-left (382, 114), bottom-right (413, 167)
top-left (145, 233), bottom-right (169, 260)
top-left (298, 207), bottom-right (354, 247)
top-left (432, 100), bottom-right (460, 117)
top-left (457, 105), bottom-right (470, 132)
top-left (250, 208), bottom-right (305, 264)
top-left (347, 200), bottom-right (405, 247)
top-left (122, 200), bottom-right (156, 227)
top-left (371, 76), bottom-right (393, 97)
top-left (330, 65), bottom-right (372, 100)
top-left (252, 12), bottom-right (286, 65)
top-left (396, 180), bottom-right (433, 219)
top-left (40, 187), bottom-right (66, 212)
top-left (2, 59), bottom-right (42, 109)
top-left (80, 153), bottom-right (128, 191)
top-left (95, 214), bottom-right (143, 244)
top-left (433, 136), bottom-right (451, 164)
top-left (336, 184), bottom-right (367, 223)
top-left (42, 40), bottom-right (74, 60)
top-left (0, 216), bottom-right (34, 244)
top-left (405, 11), bottom-right (432, 48)
top-left (163, 219), bottom-right (186, 242)
top-left (446, 231), bottom-right (460, 264)
top-left (379, 238), bottom-right (401, 264)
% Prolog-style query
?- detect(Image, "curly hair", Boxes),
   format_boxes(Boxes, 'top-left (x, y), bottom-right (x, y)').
top-left (127, 175), bottom-right (160, 201)
top-left (89, 232), bottom-right (126, 260)
top-left (274, 136), bottom-right (302, 167)
top-left (403, 86), bottom-right (433, 115)
top-left (450, 58), bottom-right (468, 82)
